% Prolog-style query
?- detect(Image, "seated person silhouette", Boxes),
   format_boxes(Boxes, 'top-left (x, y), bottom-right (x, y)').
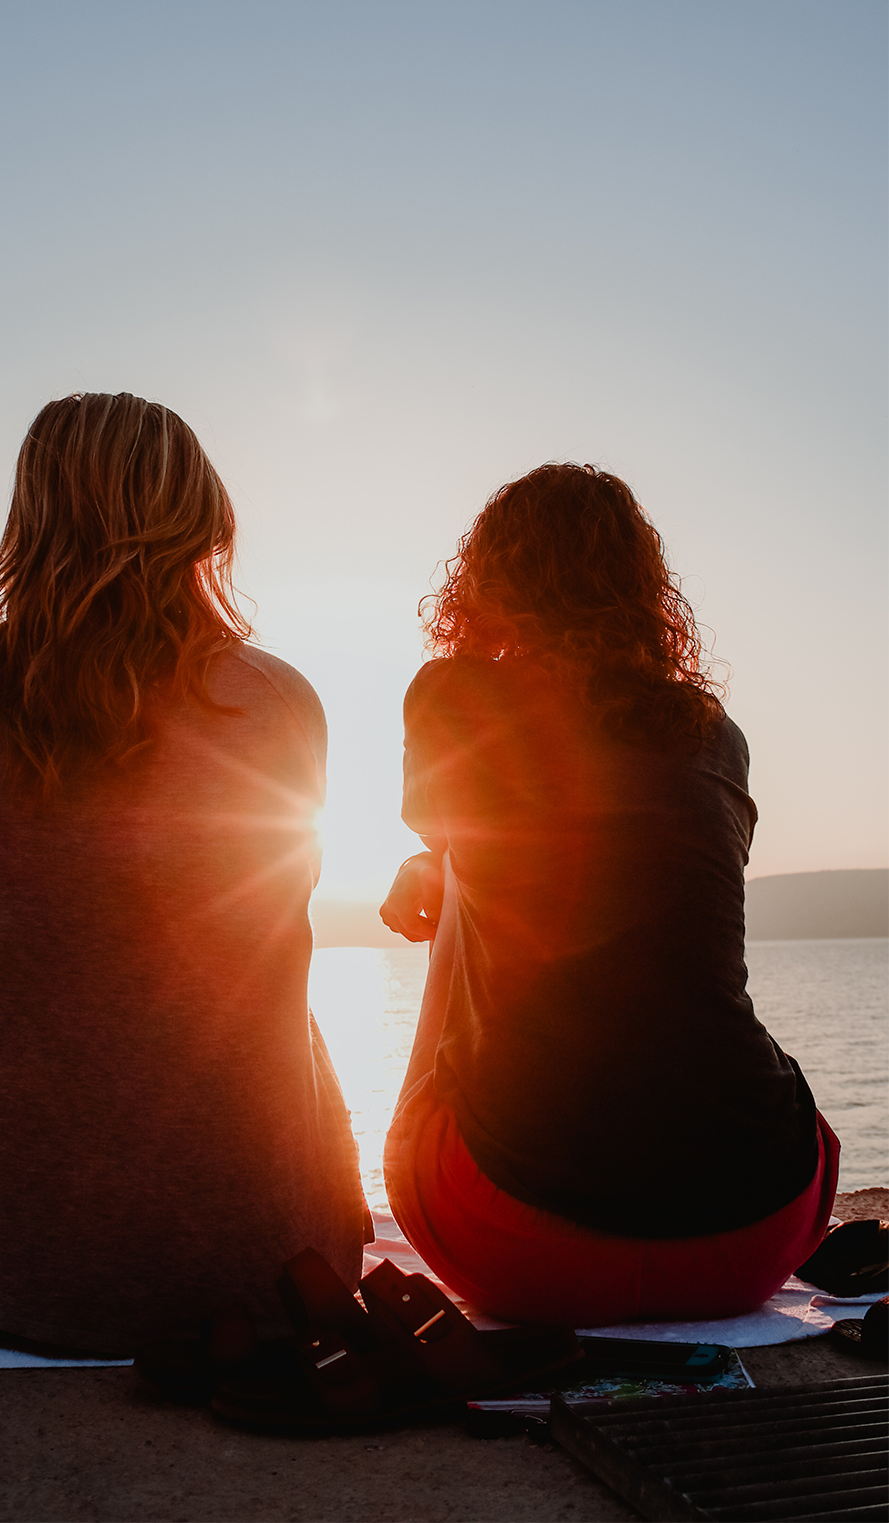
top-left (381, 463), bottom-right (838, 1326)
top-left (0, 393), bottom-right (367, 1356)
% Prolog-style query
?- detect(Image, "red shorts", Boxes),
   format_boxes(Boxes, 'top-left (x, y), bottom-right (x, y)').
top-left (383, 1077), bottom-right (840, 1326)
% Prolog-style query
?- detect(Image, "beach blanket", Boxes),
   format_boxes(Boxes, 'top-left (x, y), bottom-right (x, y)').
top-left (2, 1210), bottom-right (881, 1367)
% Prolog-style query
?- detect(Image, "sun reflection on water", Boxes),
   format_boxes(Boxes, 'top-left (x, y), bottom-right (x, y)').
top-left (309, 946), bottom-right (427, 1209)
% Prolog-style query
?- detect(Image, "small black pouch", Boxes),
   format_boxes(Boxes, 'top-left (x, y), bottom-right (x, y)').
top-left (795, 1218), bottom-right (889, 1296)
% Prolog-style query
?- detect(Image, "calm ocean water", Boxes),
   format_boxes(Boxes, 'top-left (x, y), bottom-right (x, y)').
top-left (745, 938), bottom-right (888, 1196)
top-left (309, 938), bottom-right (889, 1211)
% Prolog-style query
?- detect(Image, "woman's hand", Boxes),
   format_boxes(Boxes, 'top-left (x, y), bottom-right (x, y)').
top-left (379, 851), bottom-right (445, 942)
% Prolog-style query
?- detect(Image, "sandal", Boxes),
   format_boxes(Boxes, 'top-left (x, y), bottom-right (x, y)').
top-left (796, 1219), bottom-right (888, 1296)
top-left (829, 1295), bottom-right (889, 1361)
top-left (210, 1248), bottom-right (583, 1434)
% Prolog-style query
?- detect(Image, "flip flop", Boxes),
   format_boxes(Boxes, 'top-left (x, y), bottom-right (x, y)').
top-left (796, 1219), bottom-right (889, 1296)
top-left (210, 1248), bottom-right (583, 1434)
top-left (829, 1295), bottom-right (889, 1361)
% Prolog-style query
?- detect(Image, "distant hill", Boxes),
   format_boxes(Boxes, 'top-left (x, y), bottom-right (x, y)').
top-left (313, 869), bottom-right (889, 947)
top-left (311, 899), bottom-right (405, 949)
top-left (745, 869), bottom-right (888, 941)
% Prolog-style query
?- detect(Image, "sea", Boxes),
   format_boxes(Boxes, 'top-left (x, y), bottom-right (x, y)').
top-left (309, 938), bottom-right (889, 1212)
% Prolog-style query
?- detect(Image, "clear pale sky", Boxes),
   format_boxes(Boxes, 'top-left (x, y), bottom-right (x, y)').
top-left (1, 0), bottom-right (885, 898)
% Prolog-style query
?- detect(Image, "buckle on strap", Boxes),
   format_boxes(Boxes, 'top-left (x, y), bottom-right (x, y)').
top-left (411, 1308), bottom-right (447, 1342)
top-left (362, 1263), bottom-right (464, 1345)
top-left (314, 1346), bottom-right (349, 1369)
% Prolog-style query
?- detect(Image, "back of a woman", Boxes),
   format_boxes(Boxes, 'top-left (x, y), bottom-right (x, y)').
top-left (0, 394), bottom-right (366, 1355)
top-left (382, 463), bottom-right (838, 1326)
top-left (399, 653), bottom-right (816, 1239)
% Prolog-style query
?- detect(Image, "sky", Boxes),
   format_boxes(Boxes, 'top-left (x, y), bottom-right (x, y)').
top-left (0, 0), bottom-right (885, 899)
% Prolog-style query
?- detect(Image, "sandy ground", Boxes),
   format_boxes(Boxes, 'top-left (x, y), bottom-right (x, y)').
top-left (831, 1187), bottom-right (889, 1221)
top-left (1, 1188), bottom-right (885, 1523)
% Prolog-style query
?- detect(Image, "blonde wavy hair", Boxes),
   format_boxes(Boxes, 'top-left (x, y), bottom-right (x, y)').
top-left (0, 392), bottom-right (252, 792)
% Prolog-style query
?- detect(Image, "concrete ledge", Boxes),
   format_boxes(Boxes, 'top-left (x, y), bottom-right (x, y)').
top-left (0, 1367), bottom-right (642, 1522)
top-left (1, 1189), bottom-right (884, 1522)
top-left (2, 1331), bottom-right (885, 1523)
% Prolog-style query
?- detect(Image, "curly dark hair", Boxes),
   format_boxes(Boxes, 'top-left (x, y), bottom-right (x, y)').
top-left (422, 462), bottom-right (726, 746)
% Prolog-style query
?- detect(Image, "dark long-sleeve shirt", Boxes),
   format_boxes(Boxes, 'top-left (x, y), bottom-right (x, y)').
top-left (402, 655), bottom-right (819, 1238)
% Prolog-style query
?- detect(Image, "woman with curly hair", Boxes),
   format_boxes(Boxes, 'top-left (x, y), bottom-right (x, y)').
top-left (381, 462), bottom-right (837, 1327)
top-left (0, 393), bottom-right (367, 1357)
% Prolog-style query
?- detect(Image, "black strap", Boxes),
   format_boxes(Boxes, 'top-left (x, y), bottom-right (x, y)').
top-left (360, 1260), bottom-right (507, 1396)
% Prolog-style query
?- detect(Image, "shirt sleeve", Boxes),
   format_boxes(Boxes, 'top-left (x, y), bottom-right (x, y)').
top-left (401, 667), bottom-right (445, 840)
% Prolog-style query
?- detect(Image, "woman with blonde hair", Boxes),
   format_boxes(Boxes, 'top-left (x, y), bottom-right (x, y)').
top-left (382, 462), bottom-right (838, 1327)
top-left (0, 393), bottom-right (367, 1357)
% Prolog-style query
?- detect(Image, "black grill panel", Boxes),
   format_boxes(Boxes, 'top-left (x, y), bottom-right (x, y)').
top-left (551, 1374), bottom-right (889, 1522)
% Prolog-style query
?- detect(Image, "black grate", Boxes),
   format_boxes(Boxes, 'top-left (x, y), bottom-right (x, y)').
top-left (550, 1374), bottom-right (888, 1521)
